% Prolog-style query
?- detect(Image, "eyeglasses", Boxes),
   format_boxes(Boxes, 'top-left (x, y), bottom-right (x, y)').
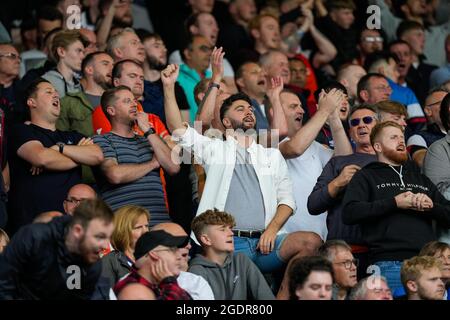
top-left (0, 52), bottom-right (21, 61)
top-left (64, 197), bottom-right (83, 205)
top-left (363, 36), bottom-right (383, 43)
top-left (349, 116), bottom-right (376, 127)
top-left (334, 258), bottom-right (358, 269)
top-left (373, 85), bottom-right (391, 92)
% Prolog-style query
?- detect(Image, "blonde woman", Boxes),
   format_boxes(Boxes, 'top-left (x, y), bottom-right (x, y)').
top-left (101, 205), bottom-right (150, 287)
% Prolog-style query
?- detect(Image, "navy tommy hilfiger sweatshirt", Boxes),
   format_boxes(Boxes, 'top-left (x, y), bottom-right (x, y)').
top-left (342, 161), bottom-right (450, 263)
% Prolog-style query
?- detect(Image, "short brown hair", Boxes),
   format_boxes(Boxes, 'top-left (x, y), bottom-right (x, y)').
top-left (111, 205), bottom-right (150, 252)
top-left (248, 13), bottom-right (279, 32)
top-left (375, 100), bottom-right (407, 118)
top-left (401, 255), bottom-right (442, 289)
top-left (52, 30), bottom-right (88, 62)
top-left (370, 121), bottom-right (404, 146)
top-left (419, 241), bottom-right (450, 258)
top-left (101, 85), bottom-right (132, 121)
top-left (70, 199), bottom-right (114, 230)
top-left (191, 209), bottom-right (236, 245)
top-left (326, 0), bottom-right (356, 11)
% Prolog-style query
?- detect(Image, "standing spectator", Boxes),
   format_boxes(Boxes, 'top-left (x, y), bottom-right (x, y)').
top-left (337, 63), bottom-right (366, 106)
top-left (356, 28), bottom-right (384, 67)
top-left (93, 86), bottom-right (179, 225)
top-left (429, 34), bottom-right (450, 88)
top-left (288, 256), bottom-right (334, 300)
top-left (401, 255), bottom-right (446, 300)
top-left (189, 209), bottom-right (275, 300)
top-left (177, 35), bottom-right (212, 123)
top-left (0, 43), bottom-right (21, 116)
top-left (42, 30), bottom-right (87, 98)
top-left (0, 199), bottom-right (114, 299)
top-left (7, 79), bottom-right (104, 233)
top-left (343, 121), bottom-right (450, 293)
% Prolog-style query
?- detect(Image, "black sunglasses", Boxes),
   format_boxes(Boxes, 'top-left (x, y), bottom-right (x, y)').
top-left (349, 116), bottom-right (375, 127)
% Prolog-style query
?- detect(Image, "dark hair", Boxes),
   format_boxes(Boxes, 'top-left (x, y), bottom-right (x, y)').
top-left (288, 256), bottom-right (334, 300)
top-left (81, 51), bottom-right (108, 75)
top-left (349, 103), bottom-right (378, 119)
top-left (70, 199), bottom-right (114, 230)
top-left (24, 78), bottom-right (51, 102)
top-left (388, 39), bottom-right (411, 52)
top-left (318, 240), bottom-right (352, 261)
top-left (219, 92), bottom-right (253, 122)
top-left (439, 93), bottom-right (450, 131)
top-left (357, 73), bottom-right (386, 100)
top-left (112, 59), bottom-right (143, 80)
top-left (101, 85), bottom-right (132, 120)
top-left (363, 51), bottom-right (399, 72)
top-left (314, 81), bottom-right (348, 102)
top-left (326, 0), bottom-right (356, 11)
top-left (37, 5), bottom-right (63, 23)
top-left (135, 29), bottom-right (162, 43)
top-left (397, 20), bottom-right (425, 39)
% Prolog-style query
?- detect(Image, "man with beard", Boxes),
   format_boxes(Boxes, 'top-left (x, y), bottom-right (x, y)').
top-left (0, 199), bottom-right (115, 299)
top-left (342, 121), bottom-right (450, 294)
top-left (163, 63), bottom-right (320, 279)
top-left (93, 86), bottom-right (179, 226)
top-left (139, 31), bottom-right (190, 126)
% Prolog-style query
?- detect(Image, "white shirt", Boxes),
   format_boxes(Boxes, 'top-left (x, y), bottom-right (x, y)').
top-left (173, 126), bottom-right (296, 239)
top-left (177, 271), bottom-right (214, 300)
top-left (284, 140), bottom-right (333, 240)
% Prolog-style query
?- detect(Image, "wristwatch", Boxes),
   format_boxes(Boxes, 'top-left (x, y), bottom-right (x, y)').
top-left (143, 127), bottom-right (156, 138)
top-left (56, 142), bottom-right (65, 154)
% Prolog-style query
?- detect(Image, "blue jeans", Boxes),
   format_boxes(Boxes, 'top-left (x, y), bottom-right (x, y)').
top-left (233, 234), bottom-right (287, 273)
top-left (373, 261), bottom-right (404, 295)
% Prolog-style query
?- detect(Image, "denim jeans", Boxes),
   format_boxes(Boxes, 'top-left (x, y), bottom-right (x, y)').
top-left (373, 260), bottom-right (404, 294)
top-left (233, 234), bottom-right (287, 273)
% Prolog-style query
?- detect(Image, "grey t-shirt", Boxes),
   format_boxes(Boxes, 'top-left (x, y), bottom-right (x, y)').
top-left (224, 145), bottom-right (265, 230)
top-left (85, 93), bottom-right (101, 108)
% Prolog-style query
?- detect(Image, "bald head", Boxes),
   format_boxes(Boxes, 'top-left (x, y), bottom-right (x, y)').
top-left (64, 184), bottom-right (97, 215)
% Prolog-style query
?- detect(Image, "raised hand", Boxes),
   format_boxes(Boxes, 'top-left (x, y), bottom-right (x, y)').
top-left (161, 64), bottom-right (179, 86)
top-left (266, 76), bottom-right (284, 100)
top-left (318, 88), bottom-right (345, 115)
top-left (210, 46), bottom-right (225, 83)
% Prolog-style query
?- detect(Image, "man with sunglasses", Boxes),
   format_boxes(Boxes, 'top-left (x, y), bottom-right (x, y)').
top-left (342, 121), bottom-right (450, 294)
top-left (308, 104), bottom-right (379, 279)
top-left (113, 229), bottom-right (192, 300)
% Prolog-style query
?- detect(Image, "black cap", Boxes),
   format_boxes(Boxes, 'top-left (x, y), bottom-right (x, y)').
top-left (134, 230), bottom-right (189, 261)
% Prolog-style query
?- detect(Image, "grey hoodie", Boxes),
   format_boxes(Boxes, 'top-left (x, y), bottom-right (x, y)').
top-left (188, 253), bottom-right (275, 300)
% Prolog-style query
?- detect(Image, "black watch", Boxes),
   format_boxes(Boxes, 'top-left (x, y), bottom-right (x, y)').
top-left (143, 127), bottom-right (156, 138)
top-left (56, 142), bottom-right (65, 153)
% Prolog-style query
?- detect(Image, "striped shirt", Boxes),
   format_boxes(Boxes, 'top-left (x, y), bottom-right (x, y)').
top-left (93, 132), bottom-right (169, 225)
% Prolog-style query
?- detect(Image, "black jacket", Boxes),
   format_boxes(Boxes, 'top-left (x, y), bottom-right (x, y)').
top-left (342, 161), bottom-right (450, 263)
top-left (0, 215), bottom-right (104, 300)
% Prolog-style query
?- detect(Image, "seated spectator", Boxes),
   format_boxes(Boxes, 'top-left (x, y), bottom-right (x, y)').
top-left (117, 282), bottom-right (156, 300)
top-left (401, 255), bottom-right (446, 300)
top-left (349, 275), bottom-right (393, 300)
top-left (337, 63), bottom-right (366, 106)
top-left (152, 222), bottom-right (215, 300)
top-left (7, 79), bottom-right (103, 233)
top-left (42, 30), bottom-right (89, 98)
top-left (189, 209), bottom-right (275, 300)
top-left (93, 86), bottom-right (179, 225)
top-left (356, 27), bottom-right (384, 67)
top-left (407, 87), bottom-right (448, 167)
top-left (357, 73), bottom-right (392, 105)
top-left (419, 241), bottom-right (450, 300)
top-left (318, 240), bottom-right (358, 300)
top-left (63, 183), bottom-right (97, 215)
top-left (288, 256), bottom-right (334, 300)
top-left (106, 28), bottom-right (145, 64)
top-left (343, 121), bottom-right (450, 293)
top-left (101, 205), bottom-right (150, 287)
top-left (429, 34), bottom-right (450, 88)
top-left (0, 227), bottom-right (9, 253)
top-left (0, 199), bottom-right (114, 299)
top-left (113, 229), bottom-right (192, 300)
